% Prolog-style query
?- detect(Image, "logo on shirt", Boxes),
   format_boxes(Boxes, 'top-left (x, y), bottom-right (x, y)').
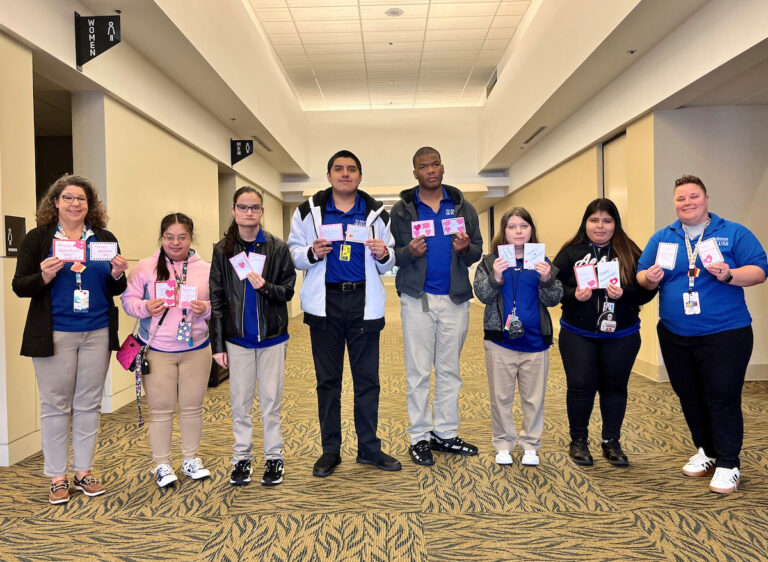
top-left (354, 219), bottom-right (366, 227)
top-left (445, 209), bottom-right (455, 216)
top-left (574, 253), bottom-right (609, 267)
top-left (714, 237), bottom-right (729, 247)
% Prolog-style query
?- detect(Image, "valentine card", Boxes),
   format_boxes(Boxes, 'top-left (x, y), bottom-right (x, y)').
top-left (597, 260), bottom-right (621, 288)
top-left (441, 217), bottom-right (466, 235)
top-left (696, 238), bottom-right (724, 266)
top-left (319, 223), bottom-right (344, 242)
top-left (248, 253), bottom-right (266, 276)
top-left (53, 239), bottom-right (86, 262)
top-left (574, 264), bottom-right (598, 290)
top-left (88, 241), bottom-right (117, 261)
top-left (346, 224), bottom-right (371, 243)
top-left (229, 251), bottom-right (253, 280)
top-left (154, 279), bottom-right (177, 307)
top-left (497, 244), bottom-right (516, 268)
top-left (411, 220), bottom-right (435, 238)
top-left (523, 243), bottom-right (545, 270)
top-left (178, 284), bottom-right (197, 308)
top-left (655, 242), bottom-right (678, 270)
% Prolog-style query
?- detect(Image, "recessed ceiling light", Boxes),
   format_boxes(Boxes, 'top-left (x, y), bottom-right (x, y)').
top-left (385, 8), bottom-right (404, 17)
top-left (626, 49), bottom-right (637, 55)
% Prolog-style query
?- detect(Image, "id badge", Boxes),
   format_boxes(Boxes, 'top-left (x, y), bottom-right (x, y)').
top-left (177, 320), bottom-right (193, 346)
top-left (603, 301), bottom-right (615, 313)
top-left (73, 289), bottom-right (90, 313)
top-left (597, 311), bottom-right (616, 332)
top-left (683, 291), bottom-right (701, 315)
top-left (340, 243), bottom-right (352, 262)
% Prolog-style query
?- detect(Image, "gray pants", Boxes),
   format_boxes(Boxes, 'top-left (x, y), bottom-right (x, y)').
top-left (401, 293), bottom-right (470, 445)
top-left (32, 328), bottom-right (111, 476)
top-left (226, 341), bottom-right (285, 462)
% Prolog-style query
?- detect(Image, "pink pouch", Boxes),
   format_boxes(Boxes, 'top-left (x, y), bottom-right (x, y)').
top-left (116, 334), bottom-right (142, 371)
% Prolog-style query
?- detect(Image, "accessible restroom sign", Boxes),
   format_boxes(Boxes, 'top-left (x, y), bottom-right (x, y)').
top-left (74, 12), bottom-right (122, 67)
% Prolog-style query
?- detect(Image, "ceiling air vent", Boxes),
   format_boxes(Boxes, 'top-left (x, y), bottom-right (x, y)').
top-left (523, 126), bottom-right (547, 145)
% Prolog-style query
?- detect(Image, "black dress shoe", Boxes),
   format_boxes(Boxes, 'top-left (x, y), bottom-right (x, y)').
top-left (601, 439), bottom-right (629, 467)
top-left (356, 450), bottom-right (402, 472)
top-left (569, 439), bottom-right (593, 466)
top-left (313, 453), bottom-right (341, 477)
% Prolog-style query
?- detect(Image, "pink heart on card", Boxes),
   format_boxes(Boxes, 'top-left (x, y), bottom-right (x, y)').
top-left (610, 277), bottom-right (619, 285)
top-left (165, 289), bottom-right (175, 297)
top-left (587, 280), bottom-right (596, 287)
top-left (238, 261), bottom-right (245, 268)
top-left (414, 224), bottom-right (421, 232)
top-left (424, 226), bottom-right (432, 236)
top-left (458, 225), bottom-right (465, 232)
top-left (703, 255), bottom-right (712, 264)
top-left (75, 240), bottom-right (85, 249)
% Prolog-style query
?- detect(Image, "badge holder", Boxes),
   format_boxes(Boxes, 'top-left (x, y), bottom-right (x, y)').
top-left (597, 300), bottom-right (616, 332)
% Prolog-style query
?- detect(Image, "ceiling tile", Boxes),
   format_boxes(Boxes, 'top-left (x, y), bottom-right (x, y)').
top-left (425, 29), bottom-right (488, 41)
top-left (274, 44), bottom-right (308, 56)
top-left (262, 21), bottom-right (297, 34)
top-left (427, 16), bottom-right (493, 29)
top-left (291, 6), bottom-right (359, 21)
top-left (255, 8), bottom-right (292, 22)
top-left (492, 15), bottom-right (522, 28)
top-left (301, 32), bottom-right (362, 45)
top-left (268, 33), bottom-right (303, 45)
top-left (429, 3), bottom-right (500, 18)
top-left (360, 4), bottom-right (429, 18)
top-left (486, 27), bottom-right (516, 40)
top-left (365, 42), bottom-right (423, 53)
top-left (309, 52), bottom-right (366, 63)
top-left (362, 18), bottom-right (427, 32)
top-left (296, 20), bottom-right (361, 33)
top-left (287, 0), bottom-right (357, 5)
top-left (304, 43), bottom-right (364, 54)
top-left (422, 39), bottom-right (484, 52)
top-left (249, 0), bottom-right (287, 7)
top-left (482, 39), bottom-right (511, 50)
top-left (497, 1), bottom-right (530, 16)
top-left (364, 30), bottom-right (426, 42)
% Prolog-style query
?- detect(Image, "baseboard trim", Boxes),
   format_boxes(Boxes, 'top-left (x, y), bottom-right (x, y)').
top-left (0, 429), bottom-right (41, 467)
top-left (101, 383), bottom-right (136, 414)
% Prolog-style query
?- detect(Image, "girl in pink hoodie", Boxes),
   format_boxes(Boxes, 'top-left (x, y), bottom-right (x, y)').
top-left (122, 213), bottom-right (212, 488)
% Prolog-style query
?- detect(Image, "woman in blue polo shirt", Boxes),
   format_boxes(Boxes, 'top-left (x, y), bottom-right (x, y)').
top-left (473, 207), bottom-right (562, 466)
top-left (637, 175), bottom-right (767, 494)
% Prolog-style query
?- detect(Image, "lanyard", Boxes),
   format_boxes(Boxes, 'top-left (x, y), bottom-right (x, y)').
top-left (590, 243), bottom-right (611, 313)
top-left (508, 264), bottom-right (522, 316)
top-left (168, 258), bottom-right (189, 318)
top-left (682, 220), bottom-right (710, 292)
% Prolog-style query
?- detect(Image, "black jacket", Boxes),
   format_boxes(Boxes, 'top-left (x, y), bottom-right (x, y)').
top-left (12, 224), bottom-right (127, 357)
top-left (209, 229), bottom-right (296, 354)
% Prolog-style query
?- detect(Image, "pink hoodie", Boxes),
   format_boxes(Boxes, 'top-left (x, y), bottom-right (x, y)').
top-left (122, 249), bottom-right (211, 352)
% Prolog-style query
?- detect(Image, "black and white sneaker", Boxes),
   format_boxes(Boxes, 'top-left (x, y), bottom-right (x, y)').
top-left (230, 459), bottom-right (252, 486)
top-left (409, 440), bottom-right (435, 466)
top-left (262, 459), bottom-right (284, 486)
top-left (429, 431), bottom-right (478, 456)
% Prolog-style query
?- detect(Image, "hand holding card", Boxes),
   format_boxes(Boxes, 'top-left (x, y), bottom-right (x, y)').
top-left (441, 217), bottom-right (466, 235)
top-left (319, 224), bottom-right (344, 242)
top-left (53, 239), bottom-right (87, 262)
top-left (229, 251), bottom-right (253, 280)
top-left (155, 279), bottom-right (177, 307)
top-left (597, 260), bottom-right (621, 288)
top-left (697, 238), bottom-right (724, 266)
top-left (655, 242), bottom-right (678, 270)
top-left (574, 264), bottom-right (598, 290)
top-left (411, 220), bottom-right (435, 238)
top-left (346, 224), bottom-right (371, 243)
top-left (497, 245), bottom-right (516, 268)
top-left (523, 243), bottom-right (545, 270)
top-left (178, 285), bottom-right (198, 308)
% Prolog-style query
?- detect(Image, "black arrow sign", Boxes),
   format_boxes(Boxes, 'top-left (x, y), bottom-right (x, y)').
top-left (75, 12), bottom-right (122, 68)
top-left (231, 140), bottom-right (254, 166)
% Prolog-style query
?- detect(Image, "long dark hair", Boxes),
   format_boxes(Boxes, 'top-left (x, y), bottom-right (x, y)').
top-left (156, 213), bottom-right (194, 281)
top-left (222, 186), bottom-right (264, 257)
top-left (558, 198), bottom-right (641, 286)
top-left (490, 207), bottom-right (538, 255)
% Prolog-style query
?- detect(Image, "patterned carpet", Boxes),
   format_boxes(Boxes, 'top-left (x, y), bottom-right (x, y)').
top-left (3, 285), bottom-right (768, 561)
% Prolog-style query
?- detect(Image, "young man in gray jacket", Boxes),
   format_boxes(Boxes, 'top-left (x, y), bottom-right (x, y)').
top-left (390, 147), bottom-right (483, 466)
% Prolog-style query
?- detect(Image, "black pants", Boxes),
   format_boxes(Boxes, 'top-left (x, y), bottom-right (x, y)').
top-left (657, 322), bottom-right (752, 469)
top-left (558, 328), bottom-right (641, 441)
top-left (309, 286), bottom-right (382, 455)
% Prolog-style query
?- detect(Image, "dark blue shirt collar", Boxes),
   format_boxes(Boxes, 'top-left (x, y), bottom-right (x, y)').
top-left (326, 192), bottom-right (364, 215)
top-left (415, 187), bottom-right (449, 206)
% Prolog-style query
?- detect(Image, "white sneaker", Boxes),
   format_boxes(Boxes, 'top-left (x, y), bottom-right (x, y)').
top-left (182, 458), bottom-right (211, 480)
top-left (521, 450), bottom-right (540, 466)
top-left (153, 463), bottom-right (178, 488)
top-left (709, 467), bottom-right (740, 494)
top-left (495, 449), bottom-right (513, 465)
top-left (682, 447), bottom-right (716, 477)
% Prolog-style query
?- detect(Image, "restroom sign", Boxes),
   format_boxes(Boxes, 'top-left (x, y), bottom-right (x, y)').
top-left (74, 12), bottom-right (122, 68)
top-left (231, 140), bottom-right (254, 166)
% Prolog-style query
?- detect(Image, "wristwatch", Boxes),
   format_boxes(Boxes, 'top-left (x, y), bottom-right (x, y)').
top-left (723, 273), bottom-right (733, 284)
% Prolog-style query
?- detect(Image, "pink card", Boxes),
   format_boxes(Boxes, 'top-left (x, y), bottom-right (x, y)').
top-left (178, 285), bottom-right (197, 308)
top-left (574, 264), bottom-right (598, 290)
top-left (53, 239), bottom-right (86, 262)
top-left (441, 217), bottom-right (466, 235)
top-left (229, 251), bottom-right (253, 280)
top-left (411, 220), bottom-right (435, 238)
top-left (154, 279), bottom-right (177, 307)
top-left (248, 253), bottom-right (266, 276)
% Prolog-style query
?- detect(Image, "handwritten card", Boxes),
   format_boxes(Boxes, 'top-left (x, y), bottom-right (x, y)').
top-left (178, 284), bottom-right (197, 308)
top-left (655, 242), bottom-right (678, 270)
top-left (229, 251), bottom-right (253, 280)
top-left (88, 241), bottom-right (117, 261)
top-left (248, 253), bottom-right (266, 276)
top-left (497, 244), bottom-right (516, 268)
top-left (523, 243), bottom-right (545, 270)
top-left (411, 220), bottom-right (435, 238)
top-left (441, 217), bottom-right (466, 235)
top-left (574, 264), bottom-right (598, 290)
top-left (597, 260), bottom-right (621, 288)
top-left (53, 239), bottom-right (86, 262)
top-left (346, 224), bottom-right (371, 243)
top-left (319, 223), bottom-right (344, 242)
top-left (697, 238), bottom-right (724, 266)
top-left (154, 279), bottom-right (177, 308)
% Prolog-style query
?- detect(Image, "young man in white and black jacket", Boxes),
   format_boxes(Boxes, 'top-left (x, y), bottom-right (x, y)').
top-left (287, 149), bottom-right (401, 477)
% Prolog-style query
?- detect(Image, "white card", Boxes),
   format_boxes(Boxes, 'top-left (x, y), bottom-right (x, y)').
top-left (597, 260), bottom-right (621, 288)
top-left (53, 239), bottom-right (86, 262)
top-left (154, 279), bottom-right (177, 307)
top-left (574, 264), bottom-right (598, 290)
top-left (523, 243), bottom-right (545, 270)
top-left (497, 244), bottom-right (516, 267)
top-left (229, 251), bottom-right (253, 280)
top-left (248, 253), bottom-right (266, 276)
top-left (88, 241), bottom-right (117, 261)
top-left (697, 238), bottom-right (724, 266)
top-left (178, 284), bottom-right (197, 308)
top-left (655, 242), bottom-right (678, 270)
top-left (345, 224), bottom-right (371, 243)
top-left (319, 223), bottom-right (344, 242)
top-left (441, 217), bottom-right (466, 235)
top-left (411, 220), bottom-right (435, 238)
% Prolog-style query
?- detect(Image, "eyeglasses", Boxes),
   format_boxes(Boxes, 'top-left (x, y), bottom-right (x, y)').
top-left (235, 204), bottom-right (263, 213)
top-left (162, 234), bottom-right (191, 243)
top-left (60, 194), bottom-right (87, 204)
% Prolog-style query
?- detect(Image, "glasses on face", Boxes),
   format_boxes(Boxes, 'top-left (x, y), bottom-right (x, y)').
top-left (162, 234), bottom-right (191, 243)
top-left (235, 204), bottom-right (263, 213)
top-left (60, 194), bottom-right (87, 204)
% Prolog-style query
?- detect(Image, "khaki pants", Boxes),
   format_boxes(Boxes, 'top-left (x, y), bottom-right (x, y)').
top-left (143, 347), bottom-right (211, 465)
top-left (484, 341), bottom-right (549, 451)
top-left (32, 328), bottom-right (111, 476)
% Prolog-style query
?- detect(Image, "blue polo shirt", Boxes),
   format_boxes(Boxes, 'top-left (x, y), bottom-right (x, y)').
top-left (494, 260), bottom-right (548, 353)
top-left (637, 213), bottom-right (768, 337)
top-left (229, 229), bottom-right (289, 349)
top-left (416, 187), bottom-right (454, 295)
top-left (324, 193), bottom-right (366, 283)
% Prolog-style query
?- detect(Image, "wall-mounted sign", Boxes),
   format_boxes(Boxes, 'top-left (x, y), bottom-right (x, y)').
top-left (231, 140), bottom-right (254, 166)
top-left (74, 12), bottom-right (122, 68)
top-left (5, 216), bottom-right (26, 256)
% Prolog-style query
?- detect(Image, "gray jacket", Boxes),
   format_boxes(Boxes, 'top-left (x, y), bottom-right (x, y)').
top-left (391, 184), bottom-right (482, 303)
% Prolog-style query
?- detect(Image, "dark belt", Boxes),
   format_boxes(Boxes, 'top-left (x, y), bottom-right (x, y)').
top-left (326, 281), bottom-right (366, 292)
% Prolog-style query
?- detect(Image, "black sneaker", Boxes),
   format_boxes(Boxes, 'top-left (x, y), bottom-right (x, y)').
top-left (409, 440), bottom-right (435, 466)
top-left (601, 439), bottom-right (629, 467)
top-left (429, 432), bottom-right (478, 456)
top-left (569, 439), bottom-right (594, 466)
top-left (262, 459), bottom-right (284, 486)
top-left (230, 459), bottom-right (252, 486)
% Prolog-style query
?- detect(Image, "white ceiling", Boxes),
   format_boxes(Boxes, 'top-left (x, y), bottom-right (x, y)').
top-left (248, 0), bottom-right (531, 110)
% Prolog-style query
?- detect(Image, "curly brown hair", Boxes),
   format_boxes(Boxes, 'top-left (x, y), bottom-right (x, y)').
top-left (36, 174), bottom-right (109, 228)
